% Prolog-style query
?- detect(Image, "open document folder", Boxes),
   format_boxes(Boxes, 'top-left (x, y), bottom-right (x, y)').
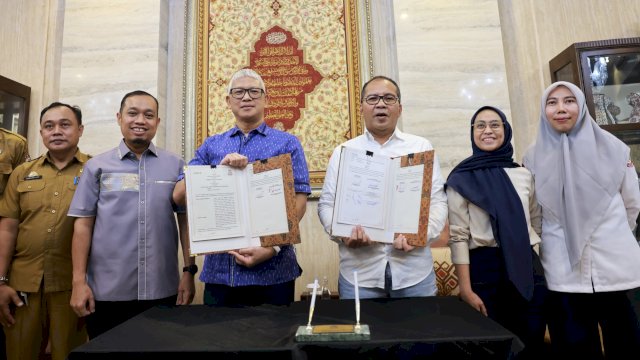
top-left (330, 147), bottom-right (433, 246)
top-left (184, 153), bottom-right (300, 255)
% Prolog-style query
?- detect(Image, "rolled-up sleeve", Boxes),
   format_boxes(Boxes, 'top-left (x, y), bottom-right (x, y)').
top-left (446, 187), bottom-right (471, 264)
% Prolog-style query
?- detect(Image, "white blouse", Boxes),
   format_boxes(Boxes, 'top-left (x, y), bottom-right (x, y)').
top-left (447, 167), bottom-right (542, 265)
top-left (540, 161), bottom-right (640, 293)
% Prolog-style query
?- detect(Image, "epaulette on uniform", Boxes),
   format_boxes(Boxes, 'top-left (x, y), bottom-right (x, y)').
top-left (0, 128), bottom-right (27, 143)
top-left (26, 155), bottom-right (42, 163)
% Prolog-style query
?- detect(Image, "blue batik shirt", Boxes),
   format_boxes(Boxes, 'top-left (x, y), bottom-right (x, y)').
top-left (188, 122), bottom-right (310, 286)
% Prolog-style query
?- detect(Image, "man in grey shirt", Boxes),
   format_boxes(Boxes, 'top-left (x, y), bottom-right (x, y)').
top-left (68, 90), bottom-right (196, 339)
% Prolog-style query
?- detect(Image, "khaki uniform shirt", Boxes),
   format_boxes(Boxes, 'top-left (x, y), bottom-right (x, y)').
top-left (0, 128), bottom-right (29, 195)
top-left (0, 150), bottom-right (90, 293)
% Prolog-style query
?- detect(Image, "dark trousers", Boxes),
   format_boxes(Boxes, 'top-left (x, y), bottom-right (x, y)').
top-left (203, 280), bottom-right (295, 307)
top-left (86, 295), bottom-right (177, 339)
top-left (469, 247), bottom-right (548, 360)
top-left (547, 289), bottom-right (640, 359)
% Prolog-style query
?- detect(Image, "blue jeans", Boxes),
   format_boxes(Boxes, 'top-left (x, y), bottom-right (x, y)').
top-left (338, 263), bottom-right (437, 299)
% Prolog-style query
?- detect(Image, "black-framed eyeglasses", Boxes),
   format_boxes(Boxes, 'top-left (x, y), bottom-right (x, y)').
top-left (364, 94), bottom-right (400, 106)
top-left (229, 88), bottom-right (264, 100)
top-left (472, 121), bottom-right (504, 131)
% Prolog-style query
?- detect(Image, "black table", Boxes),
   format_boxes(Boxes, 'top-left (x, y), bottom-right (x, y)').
top-left (68, 296), bottom-right (522, 359)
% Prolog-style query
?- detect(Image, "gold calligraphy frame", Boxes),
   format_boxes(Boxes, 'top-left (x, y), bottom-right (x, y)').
top-left (195, 0), bottom-right (363, 190)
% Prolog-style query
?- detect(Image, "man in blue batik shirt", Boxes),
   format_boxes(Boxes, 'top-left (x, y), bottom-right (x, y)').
top-left (173, 68), bottom-right (311, 306)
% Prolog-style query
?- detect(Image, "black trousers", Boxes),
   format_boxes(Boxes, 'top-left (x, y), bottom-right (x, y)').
top-left (546, 289), bottom-right (640, 359)
top-left (0, 331), bottom-right (4, 360)
top-left (469, 246), bottom-right (548, 360)
top-left (86, 295), bottom-right (177, 339)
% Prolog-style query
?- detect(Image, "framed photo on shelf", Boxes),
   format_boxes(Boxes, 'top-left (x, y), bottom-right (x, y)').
top-left (0, 75), bottom-right (30, 137)
top-left (549, 37), bottom-right (640, 144)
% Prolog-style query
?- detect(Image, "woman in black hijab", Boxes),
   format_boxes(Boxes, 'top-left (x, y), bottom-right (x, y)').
top-left (447, 106), bottom-right (547, 359)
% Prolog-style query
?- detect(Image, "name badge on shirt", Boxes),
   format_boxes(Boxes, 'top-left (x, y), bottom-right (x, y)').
top-left (24, 171), bottom-right (42, 180)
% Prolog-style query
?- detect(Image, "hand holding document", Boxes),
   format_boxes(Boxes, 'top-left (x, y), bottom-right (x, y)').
top-left (185, 153), bottom-right (300, 255)
top-left (330, 147), bottom-right (434, 246)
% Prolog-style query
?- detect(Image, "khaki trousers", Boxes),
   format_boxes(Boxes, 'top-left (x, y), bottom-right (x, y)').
top-left (4, 288), bottom-right (86, 360)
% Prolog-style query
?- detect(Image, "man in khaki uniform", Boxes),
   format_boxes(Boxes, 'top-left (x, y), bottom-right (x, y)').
top-left (0, 129), bottom-right (28, 360)
top-left (0, 127), bottom-right (29, 195)
top-left (0, 102), bottom-right (88, 360)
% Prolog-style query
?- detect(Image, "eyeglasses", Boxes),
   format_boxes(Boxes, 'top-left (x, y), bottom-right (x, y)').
top-left (364, 94), bottom-right (400, 106)
top-left (472, 121), bottom-right (504, 131)
top-left (229, 88), bottom-right (264, 100)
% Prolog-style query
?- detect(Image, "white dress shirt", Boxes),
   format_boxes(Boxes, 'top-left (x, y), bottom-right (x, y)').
top-left (318, 129), bottom-right (448, 290)
top-left (540, 160), bottom-right (640, 293)
top-left (447, 167), bottom-right (542, 265)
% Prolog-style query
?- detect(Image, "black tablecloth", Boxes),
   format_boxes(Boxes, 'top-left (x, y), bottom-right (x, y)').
top-left (68, 296), bottom-right (521, 359)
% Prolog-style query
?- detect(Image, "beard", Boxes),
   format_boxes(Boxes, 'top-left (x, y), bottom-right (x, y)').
top-left (130, 138), bottom-right (150, 146)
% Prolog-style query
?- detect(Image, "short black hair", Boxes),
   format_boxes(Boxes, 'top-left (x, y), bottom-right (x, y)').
top-left (119, 90), bottom-right (159, 113)
top-left (40, 102), bottom-right (82, 125)
top-left (360, 76), bottom-right (401, 103)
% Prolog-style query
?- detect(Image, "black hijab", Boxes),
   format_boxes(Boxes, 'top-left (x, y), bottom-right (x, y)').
top-left (446, 106), bottom-right (533, 300)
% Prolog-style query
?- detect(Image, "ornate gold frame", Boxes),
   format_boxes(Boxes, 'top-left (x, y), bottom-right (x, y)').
top-left (194, 0), bottom-right (363, 189)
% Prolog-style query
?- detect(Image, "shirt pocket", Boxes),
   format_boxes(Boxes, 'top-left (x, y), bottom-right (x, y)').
top-left (152, 180), bottom-right (175, 195)
top-left (151, 180), bottom-right (177, 208)
top-left (17, 179), bottom-right (46, 211)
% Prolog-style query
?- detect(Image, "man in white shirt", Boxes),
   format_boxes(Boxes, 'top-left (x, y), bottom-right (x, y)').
top-left (318, 76), bottom-right (448, 299)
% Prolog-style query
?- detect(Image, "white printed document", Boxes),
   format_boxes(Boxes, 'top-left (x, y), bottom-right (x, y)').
top-left (185, 153), bottom-right (300, 255)
top-left (330, 147), bottom-right (433, 246)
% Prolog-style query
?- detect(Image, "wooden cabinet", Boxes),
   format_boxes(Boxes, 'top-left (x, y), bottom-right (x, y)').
top-left (0, 75), bottom-right (30, 137)
top-left (549, 37), bottom-right (640, 144)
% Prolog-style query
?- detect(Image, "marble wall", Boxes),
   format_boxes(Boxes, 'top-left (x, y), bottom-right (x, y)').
top-left (59, 0), bottom-right (172, 157)
top-left (394, 0), bottom-right (511, 175)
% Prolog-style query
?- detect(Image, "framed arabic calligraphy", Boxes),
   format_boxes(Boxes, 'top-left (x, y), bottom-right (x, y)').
top-left (195, 0), bottom-right (363, 189)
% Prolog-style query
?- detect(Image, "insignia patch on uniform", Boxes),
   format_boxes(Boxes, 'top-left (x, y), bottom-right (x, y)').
top-left (628, 160), bottom-right (634, 168)
top-left (24, 171), bottom-right (42, 180)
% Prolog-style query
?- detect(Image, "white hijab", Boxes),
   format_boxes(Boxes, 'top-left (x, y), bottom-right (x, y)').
top-left (524, 81), bottom-right (629, 267)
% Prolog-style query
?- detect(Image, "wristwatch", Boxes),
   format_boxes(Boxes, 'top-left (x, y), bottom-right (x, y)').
top-left (183, 264), bottom-right (198, 275)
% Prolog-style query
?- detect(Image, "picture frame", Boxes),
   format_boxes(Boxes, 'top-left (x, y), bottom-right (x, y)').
top-left (194, 0), bottom-right (364, 190)
top-left (0, 75), bottom-right (30, 137)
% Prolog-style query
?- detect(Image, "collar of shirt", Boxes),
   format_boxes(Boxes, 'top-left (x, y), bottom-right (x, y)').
top-left (229, 122), bottom-right (269, 139)
top-left (117, 139), bottom-right (158, 160)
top-left (363, 127), bottom-right (408, 146)
top-left (42, 149), bottom-right (90, 168)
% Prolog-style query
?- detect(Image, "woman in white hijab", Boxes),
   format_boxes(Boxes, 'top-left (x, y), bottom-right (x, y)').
top-left (524, 81), bottom-right (640, 358)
